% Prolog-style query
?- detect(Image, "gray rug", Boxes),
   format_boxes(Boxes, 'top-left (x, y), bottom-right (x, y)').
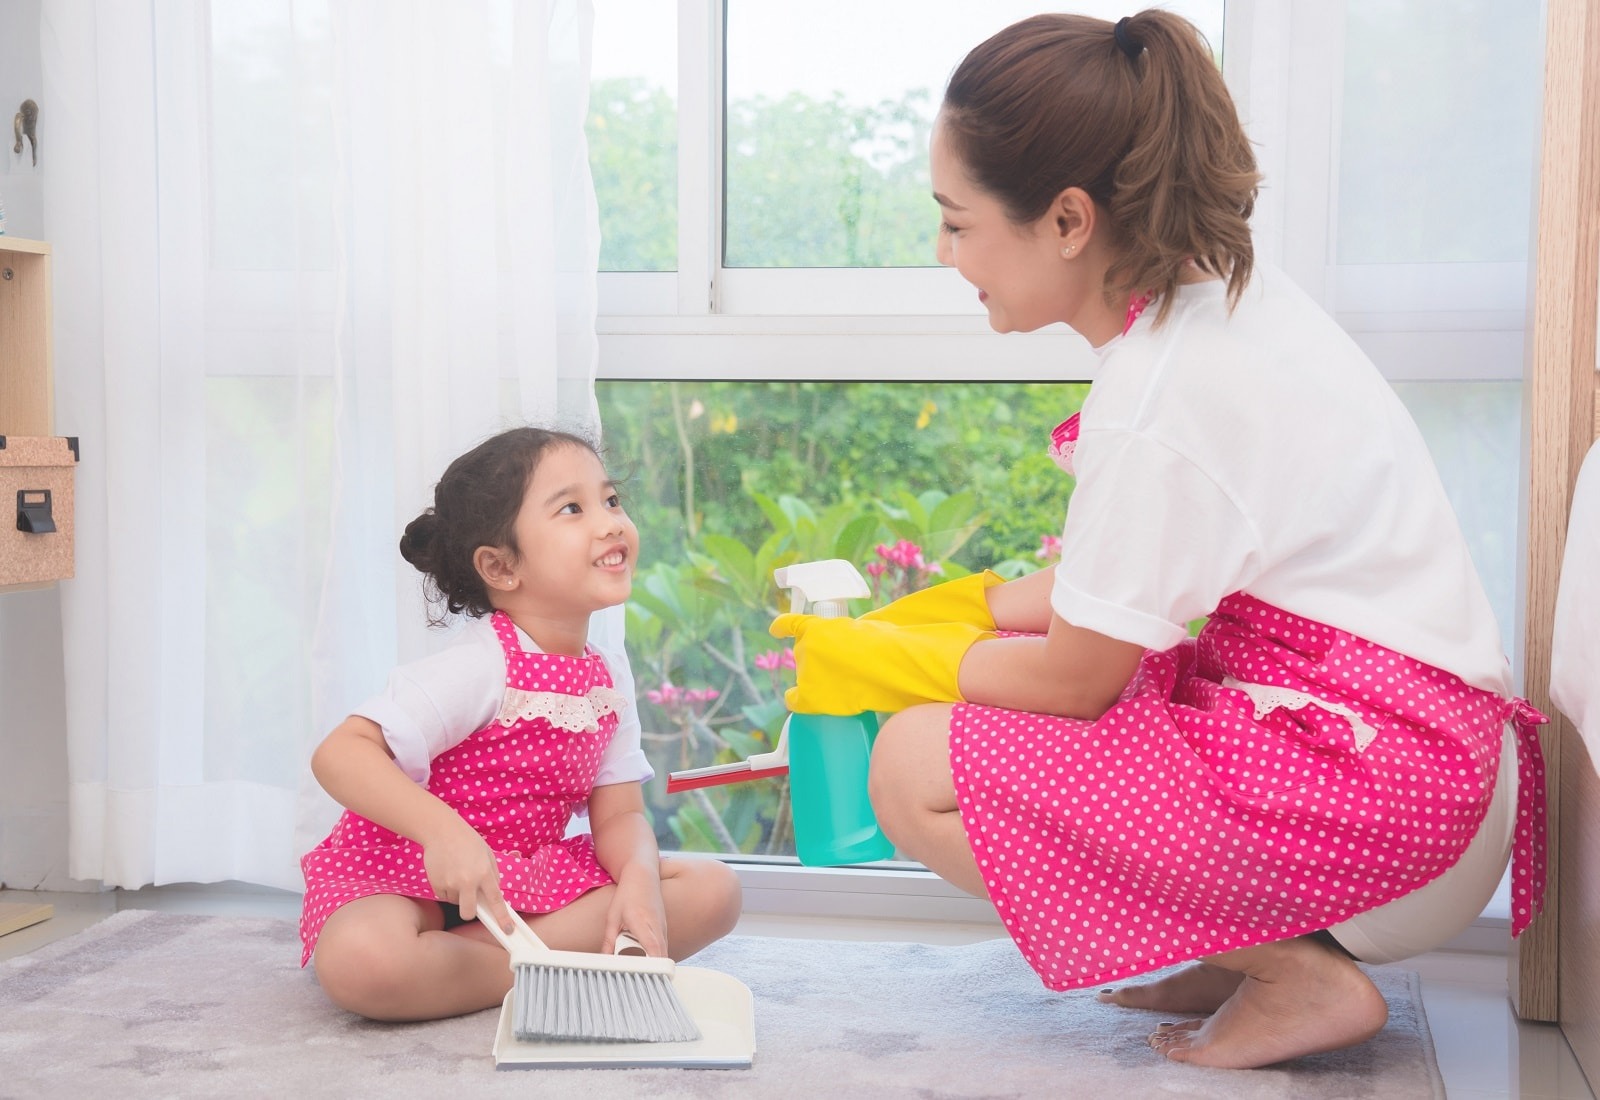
top-left (0, 910), bottom-right (1442, 1098)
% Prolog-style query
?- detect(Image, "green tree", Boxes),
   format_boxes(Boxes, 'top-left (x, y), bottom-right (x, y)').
top-left (587, 77), bottom-right (678, 272)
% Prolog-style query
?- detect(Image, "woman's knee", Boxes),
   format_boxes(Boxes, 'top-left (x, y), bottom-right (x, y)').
top-left (868, 706), bottom-right (951, 842)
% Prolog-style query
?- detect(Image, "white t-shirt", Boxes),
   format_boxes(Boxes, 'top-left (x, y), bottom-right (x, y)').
top-left (1051, 263), bottom-right (1511, 695)
top-left (351, 617), bottom-right (655, 796)
top-left (1551, 438), bottom-right (1600, 776)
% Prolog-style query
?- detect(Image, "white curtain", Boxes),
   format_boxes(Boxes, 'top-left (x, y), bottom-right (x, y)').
top-left (41, 0), bottom-right (605, 891)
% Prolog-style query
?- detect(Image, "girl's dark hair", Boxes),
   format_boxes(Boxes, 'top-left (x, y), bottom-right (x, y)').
top-left (398, 426), bottom-right (600, 623)
top-left (941, 10), bottom-right (1260, 323)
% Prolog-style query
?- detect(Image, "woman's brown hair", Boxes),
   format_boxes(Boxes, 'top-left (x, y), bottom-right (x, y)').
top-left (940, 10), bottom-right (1260, 323)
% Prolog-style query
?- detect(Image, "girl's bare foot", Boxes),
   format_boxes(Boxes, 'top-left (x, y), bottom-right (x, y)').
top-left (1146, 935), bottom-right (1388, 1069)
top-left (1097, 961), bottom-right (1245, 1014)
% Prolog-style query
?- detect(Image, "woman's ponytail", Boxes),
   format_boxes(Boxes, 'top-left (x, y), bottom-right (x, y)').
top-left (1108, 11), bottom-right (1258, 320)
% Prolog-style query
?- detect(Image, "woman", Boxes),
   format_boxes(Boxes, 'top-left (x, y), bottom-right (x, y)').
top-left (773, 10), bottom-right (1544, 1069)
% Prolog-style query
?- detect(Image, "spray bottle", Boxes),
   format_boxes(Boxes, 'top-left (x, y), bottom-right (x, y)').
top-left (773, 560), bottom-right (896, 866)
top-left (666, 559), bottom-right (895, 867)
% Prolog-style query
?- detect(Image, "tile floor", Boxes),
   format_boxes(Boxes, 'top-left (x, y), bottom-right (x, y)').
top-left (0, 885), bottom-right (1593, 1098)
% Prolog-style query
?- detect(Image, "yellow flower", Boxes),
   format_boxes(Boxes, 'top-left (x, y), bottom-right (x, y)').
top-left (915, 400), bottom-right (938, 430)
top-left (710, 412), bottom-right (738, 435)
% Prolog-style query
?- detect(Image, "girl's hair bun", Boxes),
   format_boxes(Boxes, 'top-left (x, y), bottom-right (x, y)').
top-left (399, 511), bottom-right (439, 571)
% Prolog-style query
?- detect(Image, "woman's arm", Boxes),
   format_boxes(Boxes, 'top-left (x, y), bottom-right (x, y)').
top-left (957, 612), bottom-right (1144, 720)
top-left (587, 781), bottom-right (668, 955)
top-left (984, 565), bottom-right (1058, 634)
top-left (310, 716), bottom-right (511, 928)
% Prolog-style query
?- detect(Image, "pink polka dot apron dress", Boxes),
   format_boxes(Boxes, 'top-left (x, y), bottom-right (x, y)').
top-left (299, 612), bottom-right (622, 965)
top-left (953, 403), bottom-right (1548, 993)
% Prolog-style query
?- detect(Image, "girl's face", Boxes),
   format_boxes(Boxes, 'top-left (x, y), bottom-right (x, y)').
top-left (502, 443), bottom-right (638, 621)
top-left (930, 120), bottom-right (1105, 338)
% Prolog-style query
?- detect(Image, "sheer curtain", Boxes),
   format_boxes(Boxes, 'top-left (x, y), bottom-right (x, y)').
top-left (41, 0), bottom-right (604, 891)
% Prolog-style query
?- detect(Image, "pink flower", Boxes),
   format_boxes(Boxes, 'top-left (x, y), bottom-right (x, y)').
top-left (876, 539), bottom-right (928, 571)
top-left (647, 681), bottom-right (719, 713)
top-left (646, 682), bottom-right (681, 707)
top-left (754, 648), bottom-right (796, 672)
top-left (1037, 534), bottom-right (1062, 561)
top-left (864, 561), bottom-right (887, 579)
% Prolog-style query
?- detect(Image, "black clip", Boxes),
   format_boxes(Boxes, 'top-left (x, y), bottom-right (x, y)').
top-left (16, 489), bottom-right (56, 534)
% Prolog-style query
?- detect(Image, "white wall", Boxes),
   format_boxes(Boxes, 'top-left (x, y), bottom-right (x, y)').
top-left (1, 0), bottom-right (78, 893)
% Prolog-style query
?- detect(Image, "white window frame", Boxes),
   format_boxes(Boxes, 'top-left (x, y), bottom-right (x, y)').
top-left (597, 0), bottom-right (1535, 921)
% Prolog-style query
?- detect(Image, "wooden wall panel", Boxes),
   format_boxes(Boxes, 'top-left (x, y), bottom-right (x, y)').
top-left (1516, 0), bottom-right (1600, 1046)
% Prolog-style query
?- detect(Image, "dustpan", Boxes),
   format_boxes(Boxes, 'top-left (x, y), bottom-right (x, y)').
top-left (492, 963), bottom-right (755, 1069)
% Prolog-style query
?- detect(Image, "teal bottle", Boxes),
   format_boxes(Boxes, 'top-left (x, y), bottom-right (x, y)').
top-left (772, 559), bottom-right (896, 867)
top-left (786, 711), bottom-right (895, 866)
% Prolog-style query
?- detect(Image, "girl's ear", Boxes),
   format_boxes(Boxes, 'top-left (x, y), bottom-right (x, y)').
top-left (474, 545), bottom-right (519, 592)
top-left (1051, 186), bottom-right (1098, 252)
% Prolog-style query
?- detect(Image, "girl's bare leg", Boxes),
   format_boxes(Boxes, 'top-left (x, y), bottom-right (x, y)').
top-left (314, 858), bottom-right (741, 1022)
top-left (312, 893), bottom-right (512, 1021)
top-left (868, 705), bottom-right (989, 898)
top-left (1148, 935), bottom-right (1388, 1068)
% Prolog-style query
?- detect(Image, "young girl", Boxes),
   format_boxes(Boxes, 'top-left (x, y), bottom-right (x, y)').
top-left (774, 10), bottom-right (1546, 1070)
top-left (300, 427), bottom-right (742, 1022)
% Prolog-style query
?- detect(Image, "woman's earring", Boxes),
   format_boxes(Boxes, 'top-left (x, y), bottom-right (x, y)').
top-left (1061, 243), bottom-right (1076, 258)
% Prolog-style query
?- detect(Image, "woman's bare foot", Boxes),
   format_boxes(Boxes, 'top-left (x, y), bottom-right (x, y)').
top-left (1097, 961), bottom-right (1245, 1014)
top-left (1146, 935), bottom-right (1388, 1069)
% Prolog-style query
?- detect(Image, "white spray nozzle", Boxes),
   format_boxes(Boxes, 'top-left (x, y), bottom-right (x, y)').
top-left (774, 559), bottom-right (871, 618)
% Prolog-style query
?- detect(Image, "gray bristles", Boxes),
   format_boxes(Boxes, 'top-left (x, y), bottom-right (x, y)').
top-left (511, 962), bottom-right (701, 1043)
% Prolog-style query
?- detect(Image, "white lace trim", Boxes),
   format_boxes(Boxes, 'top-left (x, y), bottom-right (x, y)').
top-left (495, 684), bottom-right (630, 733)
top-left (1222, 676), bottom-right (1379, 753)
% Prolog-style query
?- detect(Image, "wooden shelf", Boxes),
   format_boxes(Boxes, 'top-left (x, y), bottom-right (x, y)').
top-left (1, 237), bottom-right (72, 593)
top-left (0, 237), bottom-right (54, 439)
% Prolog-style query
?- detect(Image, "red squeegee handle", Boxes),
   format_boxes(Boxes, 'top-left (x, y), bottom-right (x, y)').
top-left (665, 764), bottom-right (790, 794)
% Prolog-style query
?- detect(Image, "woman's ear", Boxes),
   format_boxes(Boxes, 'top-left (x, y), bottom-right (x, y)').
top-left (474, 546), bottom-right (519, 592)
top-left (1051, 186), bottom-right (1098, 253)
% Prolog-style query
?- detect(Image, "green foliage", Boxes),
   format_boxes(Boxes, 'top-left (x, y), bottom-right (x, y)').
top-left (599, 379), bottom-right (1088, 858)
top-left (587, 78), bottom-right (678, 272)
top-left (724, 90), bottom-right (938, 267)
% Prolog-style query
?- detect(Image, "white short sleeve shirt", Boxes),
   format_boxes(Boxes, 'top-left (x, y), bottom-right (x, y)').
top-left (351, 616), bottom-right (655, 795)
top-left (1050, 264), bottom-right (1511, 695)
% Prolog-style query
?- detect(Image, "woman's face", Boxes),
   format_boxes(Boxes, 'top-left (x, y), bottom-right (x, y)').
top-left (930, 121), bottom-right (1080, 335)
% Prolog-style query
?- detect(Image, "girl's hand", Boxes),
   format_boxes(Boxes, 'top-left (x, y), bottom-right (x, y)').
top-left (421, 816), bottom-right (513, 932)
top-left (310, 715), bottom-right (516, 932)
top-left (605, 866), bottom-right (668, 957)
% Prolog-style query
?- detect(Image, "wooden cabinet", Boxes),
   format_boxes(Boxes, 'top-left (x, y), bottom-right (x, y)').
top-left (0, 237), bottom-right (76, 592)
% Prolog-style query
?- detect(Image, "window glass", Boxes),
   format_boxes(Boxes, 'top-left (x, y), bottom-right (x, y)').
top-left (1336, 2), bottom-right (1541, 264)
top-left (1390, 382), bottom-right (1520, 660)
top-left (722, 1), bottom-right (1225, 268)
top-left (589, 1), bottom-right (677, 272)
top-left (598, 379), bottom-right (1087, 857)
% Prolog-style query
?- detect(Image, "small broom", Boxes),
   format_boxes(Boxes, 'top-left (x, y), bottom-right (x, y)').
top-left (482, 909), bottom-right (701, 1044)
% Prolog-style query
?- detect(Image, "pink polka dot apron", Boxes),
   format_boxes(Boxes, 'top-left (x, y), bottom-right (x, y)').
top-left (298, 611), bottom-right (623, 965)
top-left (968, 341), bottom-right (1549, 990)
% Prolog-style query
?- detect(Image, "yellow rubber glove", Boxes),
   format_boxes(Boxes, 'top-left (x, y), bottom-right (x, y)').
top-left (768, 614), bottom-right (996, 716)
top-left (859, 570), bottom-right (1003, 629)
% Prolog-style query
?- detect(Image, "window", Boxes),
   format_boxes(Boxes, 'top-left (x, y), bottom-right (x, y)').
top-left (590, 0), bottom-right (1542, 884)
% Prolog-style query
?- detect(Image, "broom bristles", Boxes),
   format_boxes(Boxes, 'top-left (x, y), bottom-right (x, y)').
top-left (511, 961), bottom-right (701, 1043)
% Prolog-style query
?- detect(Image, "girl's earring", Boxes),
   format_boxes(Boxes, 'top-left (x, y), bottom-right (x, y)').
top-left (1061, 244), bottom-right (1076, 258)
